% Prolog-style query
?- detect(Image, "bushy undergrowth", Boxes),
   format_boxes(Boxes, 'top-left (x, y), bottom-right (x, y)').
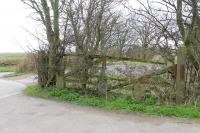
top-left (24, 85), bottom-right (200, 119)
top-left (16, 53), bottom-right (36, 73)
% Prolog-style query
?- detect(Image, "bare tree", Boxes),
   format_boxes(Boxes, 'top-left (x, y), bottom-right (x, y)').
top-left (64, 0), bottom-right (122, 95)
top-left (21, 0), bottom-right (68, 88)
top-left (126, 0), bottom-right (200, 103)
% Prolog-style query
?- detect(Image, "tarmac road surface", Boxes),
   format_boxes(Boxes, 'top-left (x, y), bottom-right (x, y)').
top-left (0, 73), bottom-right (200, 133)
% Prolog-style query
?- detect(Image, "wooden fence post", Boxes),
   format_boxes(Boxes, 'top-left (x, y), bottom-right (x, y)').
top-left (97, 56), bottom-right (107, 96)
top-left (176, 47), bottom-right (186, 103)
top-left (56, 59), bottom-right (65, 88)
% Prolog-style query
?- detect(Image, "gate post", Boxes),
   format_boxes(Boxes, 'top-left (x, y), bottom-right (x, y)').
top-left (97, 56), bottom-right (107, 96)
top-left (56, 59), bottom-right (65, 88)
top-left (176, 47), bottom-right (186, 103)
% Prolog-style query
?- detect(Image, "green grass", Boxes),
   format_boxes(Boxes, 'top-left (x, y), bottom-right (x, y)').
top-left (0, 53), bottom-right (25, 72)
top-left (25, 85), bottom-right (200, 119)
top-left (0, 53), bottom-right (26, 73)
top-left (0, 53), bottom-right (25, 65)
top-left (0, 53), bottom-right (25, 62)
top-left (0, 66), bottom-right (16, 72)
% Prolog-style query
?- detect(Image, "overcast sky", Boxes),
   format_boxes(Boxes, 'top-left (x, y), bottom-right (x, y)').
top-left (0, 0), bottom-right (138, 53)
top-left (0, 0), bottom-right (32, 53)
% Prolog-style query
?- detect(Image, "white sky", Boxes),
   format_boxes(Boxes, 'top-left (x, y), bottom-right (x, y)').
top-left (0, 0), bottom-right (139, 53)
top-left (0, 0), bottom-right (35, 53)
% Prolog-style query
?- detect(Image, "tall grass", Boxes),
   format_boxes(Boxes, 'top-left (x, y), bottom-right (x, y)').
top-left (16, 53), bottom-right (36, 73)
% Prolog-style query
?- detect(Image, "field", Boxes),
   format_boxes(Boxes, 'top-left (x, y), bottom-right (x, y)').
top-left (0, 53), bottom-right (26, 72)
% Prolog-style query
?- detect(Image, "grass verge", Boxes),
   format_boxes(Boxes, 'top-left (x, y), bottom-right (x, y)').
top-left (24, 85), bottom-right (200, 119)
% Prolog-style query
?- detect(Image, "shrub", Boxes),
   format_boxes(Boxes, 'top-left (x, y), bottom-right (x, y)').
top-left (16, 53), bottom-right (36, 73)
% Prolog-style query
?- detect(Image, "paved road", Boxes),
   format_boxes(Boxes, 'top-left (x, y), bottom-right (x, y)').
top-left (0, 74), bottom-right (200, 133)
